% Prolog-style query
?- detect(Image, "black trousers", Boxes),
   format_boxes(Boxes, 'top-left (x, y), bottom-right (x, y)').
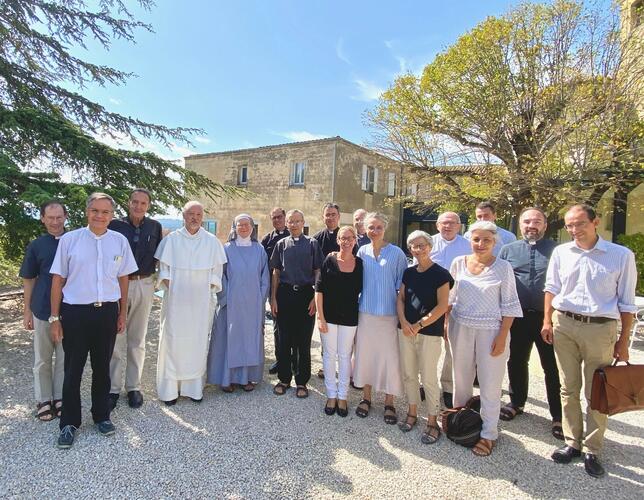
top-left (508, 310), bottom-right (562, 421)
top-left (60, 302), bottom-right (118, 429)
top-left (276, 284), bottom-right (314, 386)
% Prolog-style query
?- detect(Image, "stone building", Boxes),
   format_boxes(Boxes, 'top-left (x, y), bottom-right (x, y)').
top-left (185, 137), bottom-right (405, 244)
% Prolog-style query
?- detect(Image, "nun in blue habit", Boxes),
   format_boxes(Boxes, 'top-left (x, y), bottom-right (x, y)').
top-left (207, 214), bottom-right (270, 391)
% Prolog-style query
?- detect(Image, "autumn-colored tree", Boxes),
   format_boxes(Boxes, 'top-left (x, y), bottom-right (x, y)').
top-left (368, 0), bottom-right (643, 232)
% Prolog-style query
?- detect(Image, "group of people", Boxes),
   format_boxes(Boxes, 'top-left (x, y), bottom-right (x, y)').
top-left (19, 193), bottom-right (637, 479)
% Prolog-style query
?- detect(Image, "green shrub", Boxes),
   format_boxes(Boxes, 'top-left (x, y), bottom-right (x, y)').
top-left (618, 232), bottom-right (644, 296)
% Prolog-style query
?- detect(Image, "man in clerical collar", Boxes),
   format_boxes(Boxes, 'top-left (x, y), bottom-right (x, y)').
top-left (313, 202), bottom-right (341, 257)
top-left (498, 207), bottom-right (561, 440)
top-left (261, 207), bottom-right (290, 375)
top-left (107, 188), bottom-right (162, 410)
top-left (20, 200), bottom-right (68, 423)
top-left (353, 208), bottom-right (370, 248)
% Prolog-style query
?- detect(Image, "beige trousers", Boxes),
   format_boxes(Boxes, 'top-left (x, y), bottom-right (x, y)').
top-left (398, 331), bottom-right (442, 415)
top-left (440, 339), bottom-right (453, 393)
top-left (109, 276), bottom-right (155, 393)
top-left (33, 317), bottom-right (64, 402)
top-left (553, 311), bottom-right (616, 455)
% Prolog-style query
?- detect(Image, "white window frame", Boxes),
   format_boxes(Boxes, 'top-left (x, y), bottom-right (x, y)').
top-left (291, 161), bottom-right (306, 186)
top-left (237, 165), bottom-right (248, 185)
top-left (387, 172), bottom-right (396, 197)
top-left (405, 183), bottom-right (418, 196)
top-left (361, 165), bottom-right (378, 193)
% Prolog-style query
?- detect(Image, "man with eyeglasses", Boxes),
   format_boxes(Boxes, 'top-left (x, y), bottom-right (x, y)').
top-left (50, 193), bottom-right (138, 449)
top-left (542, 204), bottom-right (636, 478)
top-left (430, 211), bottom-right (471, 408)
top-left (107, 188), bottom-right (163, 410)
top-left (261, 207), bottom-right (290, 374)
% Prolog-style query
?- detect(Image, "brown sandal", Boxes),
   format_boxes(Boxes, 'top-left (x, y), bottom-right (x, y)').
top-left (295, 385), bottom-right (309, 399)
top-left (36, 401), bottom-right (54, 422)
top-left (53, 399), bottom-right (63, 418)
top-left (472, 438), bottom-right (496, 457)
top-left (273, 382), bottom-right (289, 395)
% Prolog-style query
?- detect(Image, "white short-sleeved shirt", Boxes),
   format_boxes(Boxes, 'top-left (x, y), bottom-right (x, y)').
top-left (430, 233), bottom-right (472, 270)
top-left (544, 237), bottom-right (637, 319)
top-left (50, 227), bottom-right (138, 304)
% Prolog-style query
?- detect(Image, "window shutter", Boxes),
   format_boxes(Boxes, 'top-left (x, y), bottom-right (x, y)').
top-left (388, 172), bottom-right (395, 196)
top-left (361, 165), bottom-right (368, 190)
top-left (373, 167), bottom-right (379, 193)
top-left (289, 163), bottom-right (295, 185)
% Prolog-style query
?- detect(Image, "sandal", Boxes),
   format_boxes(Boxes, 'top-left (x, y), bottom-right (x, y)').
top-left (295, 385), bottom-right (309, 399)
top-left (324, 399), bottom-right (337, 416)
top-left (53, 399), bottom-right (63, 418)
top-left (421, 425), bottom-right (441, 444)
top-left (499, 403), bottom-right (523, 421)
top-left (273, 382), bottom-right (289, 396)
top-left (384, 405), bottom-right (398, 425)
top-left (472, 438), bottom-right (496, 457)
top-left (355, 399), bottom-right (371, 418)
top-left (221, 385), bottom-right (234, 393)
top-left (398, 413), bottom-right (418, 433)
top-left (36, 401), bottom-right (54, 422)
top-left (552, 422), bottom-right (564, 441)
top-left (242, 383), bottom-right (256, 392)
top-left (337, 400), bottom-right (348, 417)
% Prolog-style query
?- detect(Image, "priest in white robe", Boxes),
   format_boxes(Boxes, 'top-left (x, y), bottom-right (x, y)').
top-left (154, 201), bottom-right (227, 404)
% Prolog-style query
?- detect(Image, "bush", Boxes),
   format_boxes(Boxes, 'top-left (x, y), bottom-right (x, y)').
top-left (0, 247), bottom-right (21, 288)
top-left (618, 233), bottom-right (644, 296)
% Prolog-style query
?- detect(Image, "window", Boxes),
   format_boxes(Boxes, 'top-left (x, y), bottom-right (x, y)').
top-left (290, 162), bottom-right (305, 186)
top-left (405, 183), bottom-right (418, 196)
top-left (237, 165), bottom-right (248, 185)
top-left (202, 220), bottom-right (217, 235)
top-left (387, 172), bottom-right (396, 197)
top-left (361, 165), bottom-right (378, 193)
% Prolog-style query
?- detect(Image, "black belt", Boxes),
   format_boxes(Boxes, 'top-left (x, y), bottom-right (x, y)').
top-left (279, 283), bottom-right (313, 292)
top-left (559, 310), bottom-right (613, 324)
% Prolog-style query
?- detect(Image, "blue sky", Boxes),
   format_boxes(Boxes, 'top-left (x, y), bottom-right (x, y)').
top-left (80, 0), bottom-right (524, 159)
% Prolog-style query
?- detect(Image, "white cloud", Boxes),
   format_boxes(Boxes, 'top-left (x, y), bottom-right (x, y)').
top-left (335, 37), bottom-right (351, 65)
top-left (193, 136), bottom-right (211, 144)
top-left (384, 39), bottom-right (394, 50)
top-left (278, 131), bottom-right (329, 142)
top-left (352, 79), bottom-right (385, 101)
top-left (108, 97), bottom-right (121, 105)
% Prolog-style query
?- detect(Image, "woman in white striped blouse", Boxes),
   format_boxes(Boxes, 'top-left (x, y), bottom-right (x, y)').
top-left (448, 221), bottom-right (522, 457)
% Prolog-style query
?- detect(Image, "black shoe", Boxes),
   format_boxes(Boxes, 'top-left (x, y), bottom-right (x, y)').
top-left (127, 390), bottom-right (143, 409)
top-left (57, 425), bottom-right (77, 449)
top-left (443, 391), bottom-right (453, 409)
top-left (96, 420), bottom-right (116, 436)
top-left (163, 398), bottom-right (178, 406)
top-left (337, 405), bottom-right (348, 417)
top-left (551, 445), bottom-right (582, 464)
top-left (108, 393), bottom-right (119, 411)
top-left (419, 386), bottom-right (426, 402)
top-left (317, 368), bottom-right (325, 379)
top-left (190, 397), bottom-right (203, 403)
top-left (584, 453), bottom-right (605, 478)
top-left (324, 401), bottom-right (337, 416)
top-left (268, 362), bottom-right (278, 375)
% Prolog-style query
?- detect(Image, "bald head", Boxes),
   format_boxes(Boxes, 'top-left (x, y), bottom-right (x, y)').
top-left (182, 201), bottom-right (204, 234)
top-left (436, 211), bottom-right (461, 240)
top-left (353, 208), bottom-right (367, 235)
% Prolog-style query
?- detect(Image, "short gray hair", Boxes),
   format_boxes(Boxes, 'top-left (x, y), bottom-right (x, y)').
top-left (407, 230), bottom-right (432, 249)
top-left (437, 211), bottom-right (461, 224)
top-left (86, 192), bottom-right (116, 210)
top-left (364, 212), bottom-right (389, 229)
top-left (286, 209), bottom-right (304, 220)
top-left (182, 200), bottom-right (203, 214)
top-left (468, 220), bottom-right (499, 242)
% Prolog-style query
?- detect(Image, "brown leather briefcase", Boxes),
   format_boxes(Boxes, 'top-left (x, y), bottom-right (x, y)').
top-left (590, 360), bottom-right (644, 416)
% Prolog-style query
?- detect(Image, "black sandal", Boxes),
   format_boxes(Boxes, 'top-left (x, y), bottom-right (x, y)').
top-left (499, 403), bottom-right (523, 421)
top-left (355, 399), bottom-right (371, 418)
top-left (421, 425), bottom-right (441, 444)
top-left (384, 405), bottom-right (398, 425)
top-left (295, 385), bottom-right (309, 399)
top-left (552, 423), bottom-right (564, 441)
top-left (398, 413), bottom-right (417, 432)
top-left (273, 383), bottom-right (289, 396)
top-left (36, 401), bottom-right (54, 422)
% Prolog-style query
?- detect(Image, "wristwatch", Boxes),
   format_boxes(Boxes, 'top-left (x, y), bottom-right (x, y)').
top-left (48, 315), bottom-right (60, 323)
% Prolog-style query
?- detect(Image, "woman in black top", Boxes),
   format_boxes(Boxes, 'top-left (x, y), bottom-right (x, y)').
top-left (396, 230), bottom-right (453, 443)
top-left (315, 226), bottom-right (363, 417)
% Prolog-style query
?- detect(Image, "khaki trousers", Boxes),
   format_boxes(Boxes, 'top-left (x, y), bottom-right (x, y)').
top-left (109, 277), bottom-right (155, 393)
top-left (398, 331), bottom-right (442, 415)
top-left (33, 317), bottom-right (64, 402)
top-left (440, 340), bottom-right (453, 393)
top-left (553, 311), bottom-right (616, 455)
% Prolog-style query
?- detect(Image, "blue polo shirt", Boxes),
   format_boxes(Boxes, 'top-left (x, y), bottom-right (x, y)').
top-left (19, 233), bottom-right (61, 321)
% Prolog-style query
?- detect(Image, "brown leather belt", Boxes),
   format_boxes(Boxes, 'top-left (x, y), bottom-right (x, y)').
top-left (129, 274), bottom-right (152, 281)
top-left (560, 310), bottom-right (613, 324)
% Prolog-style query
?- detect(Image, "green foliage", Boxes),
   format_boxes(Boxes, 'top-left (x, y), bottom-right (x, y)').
top-left (618, 233), bottom-right (644, 296)
top-left (368, 0), bottom-right (643, 231)
top-left (0, 0), bottom-right (237, 259)
top-left (0, 235), bottom-right (21, 288)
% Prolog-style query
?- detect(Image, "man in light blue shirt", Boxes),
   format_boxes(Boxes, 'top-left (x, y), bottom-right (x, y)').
top-left (464, 201), bottom-right (516, 256)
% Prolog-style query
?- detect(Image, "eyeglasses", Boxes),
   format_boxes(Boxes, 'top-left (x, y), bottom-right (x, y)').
top-left (564, 221), bottom-right (589, 231)
top-left (410, 243), bottom-right (429, 250)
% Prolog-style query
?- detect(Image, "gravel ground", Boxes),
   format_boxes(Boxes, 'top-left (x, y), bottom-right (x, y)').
top-left (0, 297), bottom-right (642, 499)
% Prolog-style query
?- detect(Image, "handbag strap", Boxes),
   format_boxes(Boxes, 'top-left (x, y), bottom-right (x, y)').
top-left (612, 359), bottom-right (631, 366)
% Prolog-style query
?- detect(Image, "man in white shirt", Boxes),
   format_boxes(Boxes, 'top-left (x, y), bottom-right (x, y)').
top-left (542, 204), bottom-right (637, 478)
top-left (431, 211), bottom-right (471, 408)
top-left (464, 201), bottom-right (516, 256)
top-left (154, 201), bottom-right (226, 405)
top-left (50, 193), bottom-right (138, 449)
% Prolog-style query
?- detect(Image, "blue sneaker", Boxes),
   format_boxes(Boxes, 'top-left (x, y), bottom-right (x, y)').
top-left (57, 425), bottom-right (77, 449)
top-left (96, 420), bottom-right (116, 436)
